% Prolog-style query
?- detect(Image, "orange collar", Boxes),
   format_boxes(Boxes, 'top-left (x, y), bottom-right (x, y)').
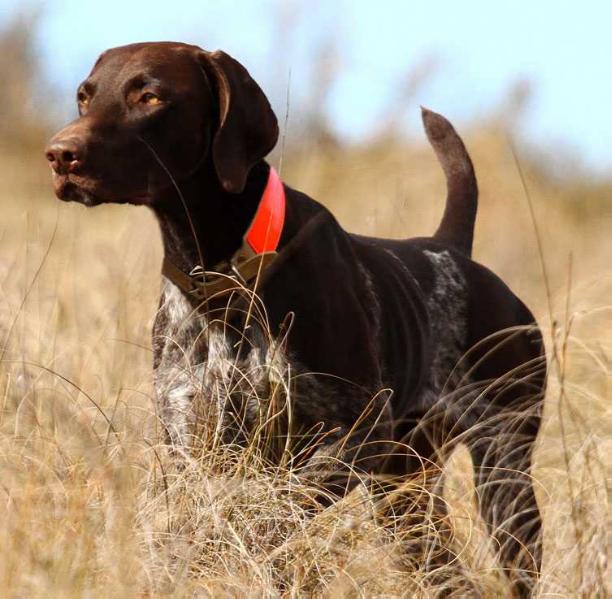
top-left (245, 166), bottom-right (286, 254)
top-left (162, 166), bottom-right (286, 302)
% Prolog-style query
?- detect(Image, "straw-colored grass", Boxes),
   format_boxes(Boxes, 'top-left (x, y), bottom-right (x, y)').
top-left (0, 124), bottom-right (608, 596)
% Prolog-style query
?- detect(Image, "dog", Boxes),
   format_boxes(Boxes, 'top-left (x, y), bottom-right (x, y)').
top-left (46, 42), bottom-right (546, 594)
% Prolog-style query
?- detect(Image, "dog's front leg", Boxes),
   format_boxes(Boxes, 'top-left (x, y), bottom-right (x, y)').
top-left (153, 365), bottom-right (198, 451)
top-left (292, 382), bottom-right (394, 500)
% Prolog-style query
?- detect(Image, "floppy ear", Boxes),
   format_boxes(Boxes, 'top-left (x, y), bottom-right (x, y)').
top-left (199, 50), bottom-right (279, 193)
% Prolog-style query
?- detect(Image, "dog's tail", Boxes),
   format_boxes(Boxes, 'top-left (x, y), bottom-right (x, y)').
top-left (421, 107), bottom-right (478, 257)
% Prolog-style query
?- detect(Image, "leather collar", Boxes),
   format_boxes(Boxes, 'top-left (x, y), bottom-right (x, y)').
top-left (162, 167), bottom-right (286, 303)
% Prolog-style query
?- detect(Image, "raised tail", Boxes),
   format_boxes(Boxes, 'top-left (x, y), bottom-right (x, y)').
top-left (421, 107), bottom-right (478, 257)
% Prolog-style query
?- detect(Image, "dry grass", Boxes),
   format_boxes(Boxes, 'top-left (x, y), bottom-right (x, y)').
top-left (0, 124), bottom-right (609, 597)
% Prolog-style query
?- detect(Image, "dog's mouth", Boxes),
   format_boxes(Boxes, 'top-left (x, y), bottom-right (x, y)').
top-left (53, 175), bottom-right (102, 206)
top-left (52, 173), bottom-right (150, 207)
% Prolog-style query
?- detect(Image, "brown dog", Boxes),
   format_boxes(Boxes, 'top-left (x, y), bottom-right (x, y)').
top-left (46, 42), bottom-right (546, 594)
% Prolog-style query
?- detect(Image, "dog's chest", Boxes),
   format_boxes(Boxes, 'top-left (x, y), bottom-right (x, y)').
top-left (152, 278), bottom-right (286, 445)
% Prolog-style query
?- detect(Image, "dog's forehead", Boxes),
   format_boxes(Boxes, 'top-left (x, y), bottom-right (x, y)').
top-left (89, 42), bottom-right (203, 84)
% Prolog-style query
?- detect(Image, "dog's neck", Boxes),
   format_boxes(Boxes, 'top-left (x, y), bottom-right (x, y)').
top-left (151, 160), bottom-right (270, 274)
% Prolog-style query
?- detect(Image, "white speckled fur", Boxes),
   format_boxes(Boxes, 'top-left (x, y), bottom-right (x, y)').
top-left (417, 250), bottom-right (469, 412)
top-left (153, 277), bottom-right (289, 449)
top-left (153, 278), bottom-right (206, 447)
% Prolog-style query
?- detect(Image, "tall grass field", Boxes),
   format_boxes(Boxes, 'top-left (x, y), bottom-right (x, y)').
top-left (0, 103), bottom-right (609, 594)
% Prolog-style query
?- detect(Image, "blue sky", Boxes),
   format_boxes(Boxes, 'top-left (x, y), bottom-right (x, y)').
top-left (3, 0), bottom-right (611, 175)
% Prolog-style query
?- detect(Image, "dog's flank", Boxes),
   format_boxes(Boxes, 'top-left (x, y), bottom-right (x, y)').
top-left (418, 249), bottom-right (469, 409)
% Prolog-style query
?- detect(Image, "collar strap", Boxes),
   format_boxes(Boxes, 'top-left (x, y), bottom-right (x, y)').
top-left (162, 167), bottom-right (286, 302)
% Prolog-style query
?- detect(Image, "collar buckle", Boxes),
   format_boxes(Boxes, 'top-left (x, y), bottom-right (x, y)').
top-left (189, 264), bottom-right (206, 279)
top-left (230, 261), bottom-right (248, 287)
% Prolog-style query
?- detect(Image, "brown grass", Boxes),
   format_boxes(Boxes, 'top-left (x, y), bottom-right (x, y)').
top-left (0, 119), bottom-right (609, 596)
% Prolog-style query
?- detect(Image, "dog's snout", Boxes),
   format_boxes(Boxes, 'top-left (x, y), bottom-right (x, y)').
top-left (45, 137), bottom-right (86, 174)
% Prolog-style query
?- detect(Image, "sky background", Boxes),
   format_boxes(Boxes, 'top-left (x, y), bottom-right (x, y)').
top-left (2, 0), bottom-right (610, 175)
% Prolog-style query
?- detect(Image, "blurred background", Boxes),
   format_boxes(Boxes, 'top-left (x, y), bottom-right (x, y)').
top-left (0, 2), bottom-right (608, 594)
top-left (1, 0), bottom-right (610, 294)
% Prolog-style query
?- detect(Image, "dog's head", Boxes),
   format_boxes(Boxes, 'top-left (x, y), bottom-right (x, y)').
top-left (45, 42), bottom-right (278, 206)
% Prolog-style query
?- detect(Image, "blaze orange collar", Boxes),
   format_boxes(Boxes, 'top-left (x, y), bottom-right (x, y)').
top-left (162, 166), bottom-right (286, 302)
top-left (245, 165), bottom-right (285, 254)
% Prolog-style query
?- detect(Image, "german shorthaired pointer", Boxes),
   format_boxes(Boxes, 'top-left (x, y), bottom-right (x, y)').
top-left (46, 42), bottom-right (546, 594)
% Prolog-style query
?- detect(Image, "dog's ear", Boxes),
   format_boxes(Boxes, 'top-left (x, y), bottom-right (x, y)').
top-left (198, 50), bottom-right (278, 193)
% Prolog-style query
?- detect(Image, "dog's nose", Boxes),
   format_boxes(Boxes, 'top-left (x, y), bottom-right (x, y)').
top-left (45, 137), bottom-right (85, 174)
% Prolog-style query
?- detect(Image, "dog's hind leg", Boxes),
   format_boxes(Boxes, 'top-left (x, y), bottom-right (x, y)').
top-left (467, 386), bottom-right (544, 597)
top-left (373, 412), bottom-right (462, 580)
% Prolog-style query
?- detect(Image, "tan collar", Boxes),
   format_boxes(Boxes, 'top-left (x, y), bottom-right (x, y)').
top-left (162, 248), bottom-right (278, 303)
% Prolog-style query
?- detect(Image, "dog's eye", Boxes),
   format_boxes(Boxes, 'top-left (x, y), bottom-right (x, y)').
top-left (139, 92), bottom-right (162, 105)
top-left (77, 91), bottom-right (89, 107)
